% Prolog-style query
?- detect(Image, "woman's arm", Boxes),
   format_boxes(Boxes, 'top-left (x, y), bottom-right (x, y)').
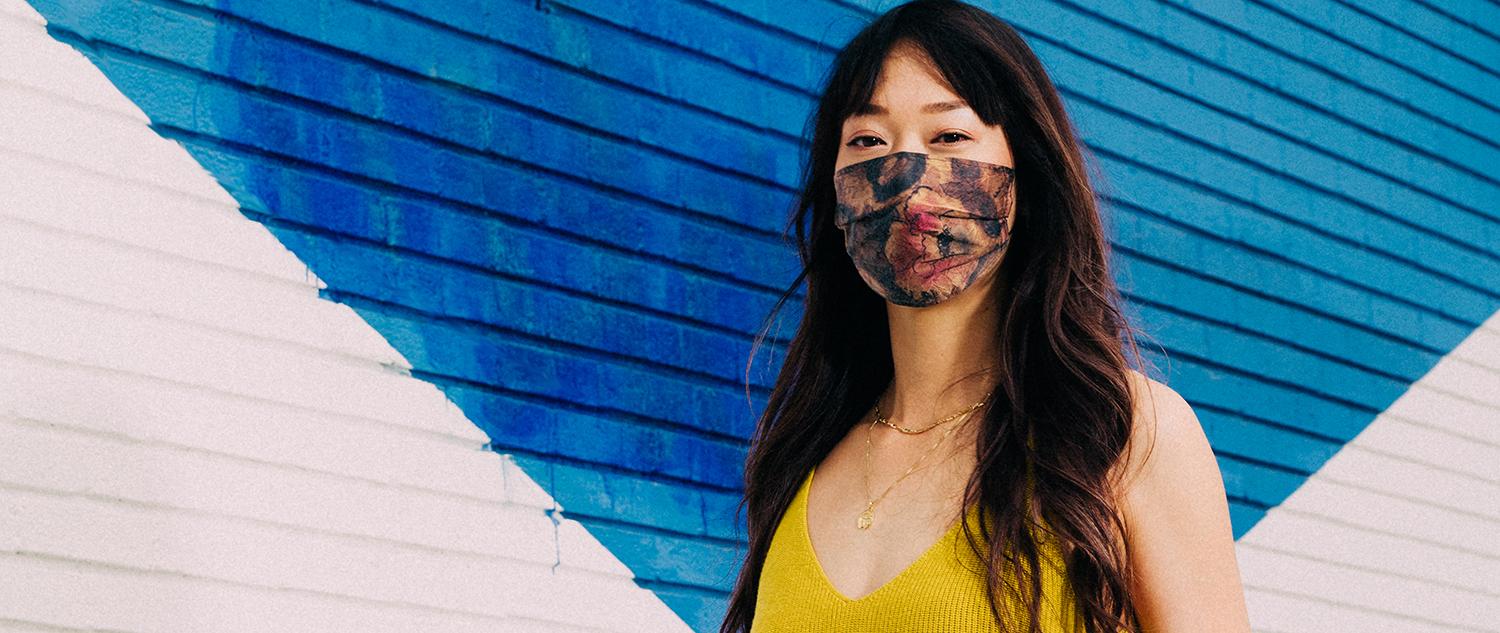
top-left (1115, 372), bottom-right (1253, 632)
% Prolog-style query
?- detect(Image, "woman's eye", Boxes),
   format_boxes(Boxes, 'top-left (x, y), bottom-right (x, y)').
top-left (845, 132), bottom-right (970, 147)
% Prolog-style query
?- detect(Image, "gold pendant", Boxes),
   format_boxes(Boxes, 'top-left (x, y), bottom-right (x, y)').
top-left (857, 508), bottom-right (873, 530)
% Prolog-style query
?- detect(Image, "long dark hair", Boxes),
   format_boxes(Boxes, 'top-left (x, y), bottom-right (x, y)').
top-left (721, 1), bottom-right (1150, 631)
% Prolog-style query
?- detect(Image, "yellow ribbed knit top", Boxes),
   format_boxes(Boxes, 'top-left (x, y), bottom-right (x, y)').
top-left (749, 465), bottom-right (1083, 632)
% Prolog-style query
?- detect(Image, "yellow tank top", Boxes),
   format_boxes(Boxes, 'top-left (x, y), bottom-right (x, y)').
top-left (749, 465), bottom-right (1083, 632)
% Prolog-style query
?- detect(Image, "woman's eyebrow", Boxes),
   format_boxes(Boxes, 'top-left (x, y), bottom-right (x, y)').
top-left (854, 100), bottom-right (971, 116)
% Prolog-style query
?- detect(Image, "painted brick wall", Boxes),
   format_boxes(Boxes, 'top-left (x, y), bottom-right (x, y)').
top-left (0, 1), bottom-right (704, 630)
top-left (1, 0), bottom-right (1496, 631)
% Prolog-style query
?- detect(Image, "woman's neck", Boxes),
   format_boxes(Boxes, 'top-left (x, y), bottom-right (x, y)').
top-left (879, 273), bottom-right (1005, 437)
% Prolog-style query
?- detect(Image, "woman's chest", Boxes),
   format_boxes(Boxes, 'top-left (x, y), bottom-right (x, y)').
top-left (804, 447), bottom-right (975, 601)
top-left (749, 463), bottom-right (1002, 633)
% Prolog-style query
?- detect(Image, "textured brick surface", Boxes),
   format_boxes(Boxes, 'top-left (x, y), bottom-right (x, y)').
top-left (3, 0), bottom-right (1498, 630)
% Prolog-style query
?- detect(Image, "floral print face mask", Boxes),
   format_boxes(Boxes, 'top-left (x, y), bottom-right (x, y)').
top-left (833, 151), bottom-right (1015, 307)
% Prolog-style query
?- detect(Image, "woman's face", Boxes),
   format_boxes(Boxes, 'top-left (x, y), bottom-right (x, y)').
top-left (834, 45), bottom-right (1017, 306)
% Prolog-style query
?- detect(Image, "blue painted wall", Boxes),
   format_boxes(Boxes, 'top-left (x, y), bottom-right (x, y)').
top-left (25, 0), bottom-right (1500, 629)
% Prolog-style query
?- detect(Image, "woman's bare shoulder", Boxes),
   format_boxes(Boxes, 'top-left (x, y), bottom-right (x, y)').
top-left (1111, 369), bottom-right (1204, 495)
top-left (1112, 374), bottom-right (1252, 629)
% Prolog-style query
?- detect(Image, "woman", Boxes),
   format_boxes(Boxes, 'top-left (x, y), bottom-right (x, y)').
top-left (720, 1), bottom-right (1251, 632)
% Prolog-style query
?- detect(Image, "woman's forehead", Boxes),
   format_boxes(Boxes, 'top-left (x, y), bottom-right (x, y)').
top-left (852, 56), bottom-right (966, 119)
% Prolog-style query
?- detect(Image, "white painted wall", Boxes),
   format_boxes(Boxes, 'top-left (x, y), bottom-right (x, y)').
top-left (1237, 309), bottom-right (1500, 632)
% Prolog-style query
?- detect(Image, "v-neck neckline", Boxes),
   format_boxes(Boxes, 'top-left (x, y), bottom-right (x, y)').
top-left (800, 464), bottom-right (974, 603)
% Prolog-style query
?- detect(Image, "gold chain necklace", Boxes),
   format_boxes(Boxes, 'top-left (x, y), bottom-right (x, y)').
top-left (857, 399), bottom-right (986, 530)
top-left (875, 398), bottom-right (987, 434)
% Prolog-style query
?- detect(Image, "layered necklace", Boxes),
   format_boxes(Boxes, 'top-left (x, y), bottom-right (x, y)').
top-left (857, 395), bottom-right (987, 530)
